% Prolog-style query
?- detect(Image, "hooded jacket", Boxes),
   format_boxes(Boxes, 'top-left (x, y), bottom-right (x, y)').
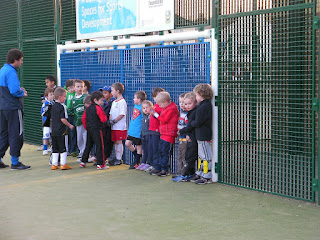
top-left (155, 101), bottom-right (179, 144)
top-left (0, 64), bottom-right (25, 110)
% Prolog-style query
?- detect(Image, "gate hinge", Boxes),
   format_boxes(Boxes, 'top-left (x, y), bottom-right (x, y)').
top-left (313, 179), bottom-right (319, 192)
top-left (313, 16), bottom-right (319, 30)
top-left (312, 98), bottom-right (319, 111)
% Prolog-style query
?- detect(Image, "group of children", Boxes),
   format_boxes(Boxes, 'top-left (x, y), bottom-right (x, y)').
top-left (40, 77), bottom-right (214, 184)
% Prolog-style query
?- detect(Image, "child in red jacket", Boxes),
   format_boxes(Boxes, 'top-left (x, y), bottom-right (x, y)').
top-left (80, 91), bottom-right (108, 170)
top-left (150, 92), bottom-right (179, 176)
top-left (147, 87), bottom-right (165, 173)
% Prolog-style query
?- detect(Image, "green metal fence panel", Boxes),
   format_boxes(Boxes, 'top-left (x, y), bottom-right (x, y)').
top-left (0, 0), bottom-right (19, 66)
top-left (0, 0), bottom-right (18, 43)
top-left (0, 43), bottom-right (19, 67)
top-left (175, 0), bottom-right (211, 28)
top-left (20, 0), bottom-right (57, 144)
top-left (60, 0), bottom-right (76, 42)
top-left (21, 0), bottom-right (55, 39)
top-left (220, 0), bottom-right (314, 15)
top-left (22, 40), bottom-right (57, 144)
top-left (218, 2), bottom-right (316, 201)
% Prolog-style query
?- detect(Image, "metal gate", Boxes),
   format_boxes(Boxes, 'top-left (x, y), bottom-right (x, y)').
top-left (218, 1), bottom-right (317, 201)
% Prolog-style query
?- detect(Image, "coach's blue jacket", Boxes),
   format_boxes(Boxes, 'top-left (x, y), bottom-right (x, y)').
top-left (0, 63), bottom-right (25, 110)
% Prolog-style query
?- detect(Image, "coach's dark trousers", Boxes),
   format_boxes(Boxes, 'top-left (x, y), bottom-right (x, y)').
top-left (0, 109), bottom-right (24, 158)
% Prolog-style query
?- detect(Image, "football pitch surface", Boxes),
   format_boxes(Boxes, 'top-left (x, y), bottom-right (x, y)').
top-left (0, 144), bottom-right (319, 240)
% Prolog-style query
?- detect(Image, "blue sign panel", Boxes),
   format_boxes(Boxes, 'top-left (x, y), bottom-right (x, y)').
top-left (77, 0), bottom-right (137, 36)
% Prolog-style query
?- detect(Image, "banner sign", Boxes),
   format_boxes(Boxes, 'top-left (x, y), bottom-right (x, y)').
top-left (76, 0), bottom-right (174, 40)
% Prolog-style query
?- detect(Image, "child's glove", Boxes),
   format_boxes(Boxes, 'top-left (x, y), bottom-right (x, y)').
top-left (106, 119), bottom-right (116, 126)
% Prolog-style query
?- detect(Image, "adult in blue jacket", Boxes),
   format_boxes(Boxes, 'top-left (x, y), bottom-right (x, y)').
top-left (0, 49), bottom-right (31, 170)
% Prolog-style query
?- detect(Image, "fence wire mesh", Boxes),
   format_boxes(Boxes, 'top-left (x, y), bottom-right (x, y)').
top-left (60, 42), bottom-right (210, 171)
top-left (219, 4), bottom-right (315, 201)
top-left (220, 0), bottom-right (314, 15)
top-left (175, 0), bottom-right (211, 28)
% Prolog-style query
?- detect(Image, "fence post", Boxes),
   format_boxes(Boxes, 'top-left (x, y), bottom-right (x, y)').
top-left (211, 29), bottom-right (219, 182)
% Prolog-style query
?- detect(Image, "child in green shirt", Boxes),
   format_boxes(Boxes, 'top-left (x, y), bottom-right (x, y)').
top-left (68, 79), bottom-right (87, 159)
top-left (65, 79), bottom-right (78, 156)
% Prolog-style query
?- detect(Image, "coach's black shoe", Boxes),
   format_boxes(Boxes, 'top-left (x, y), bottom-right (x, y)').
top-left (11, 162), bottom-right (31, 170)
top-left (0, 162), bottom-right (9, 168)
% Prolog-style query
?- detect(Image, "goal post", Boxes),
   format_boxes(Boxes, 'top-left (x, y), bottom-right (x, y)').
top-left (56, 29), bottom-right (218, 180)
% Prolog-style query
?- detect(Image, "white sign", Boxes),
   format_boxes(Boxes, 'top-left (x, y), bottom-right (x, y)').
top-left (76, 0), bottom-right (174, 40)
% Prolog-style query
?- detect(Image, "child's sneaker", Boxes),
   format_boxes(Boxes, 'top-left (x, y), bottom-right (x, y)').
top-left (76, 158), bottom-right (82, 163)
top-left (150, 169), bottom-right (160, 175)
top-left (145, 166), bottom-right (154, 172)
top-left (108, 159), bottom-right (114, 166)
top-left (43, 150), bottom-right (49, 155)
top-left (139, 163), bottom-right (148, 170)
top-left (172, 175), bottom-right (184, 182)
top-left (140, 164), bottom-right (150, 171)
top-left (97, 164), bottom-right (109, 170)
top-left (79, 162), bottom-right (86, 168)
top-left (181, 175), bottom-right (193, 182)
top-left (157, 170), bottom-right (170, 177)
top-left (114, 159), bottom-right (122, 165)
top-left (60, 164), bottom-right (72, 170)
top-left (136, 163), bottom-right (145, 170)
top-left (88, 156), bottom-right (96, 163)
top-left (189, 175), bottom-right (201, 182)
top-left (37, 145), bottom-right (44, 151)
top-left (129, 162), bottom-right (136, 169)
top-left (172, 175), bottom-right (193, 182)
top-left (195, 178), bottom-right (213, 185)
top-left (51, 165), bottom-right (58, 170)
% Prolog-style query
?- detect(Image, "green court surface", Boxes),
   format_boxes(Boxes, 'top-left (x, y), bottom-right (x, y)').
top-left (0, 144), bottom-right (319, 240)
